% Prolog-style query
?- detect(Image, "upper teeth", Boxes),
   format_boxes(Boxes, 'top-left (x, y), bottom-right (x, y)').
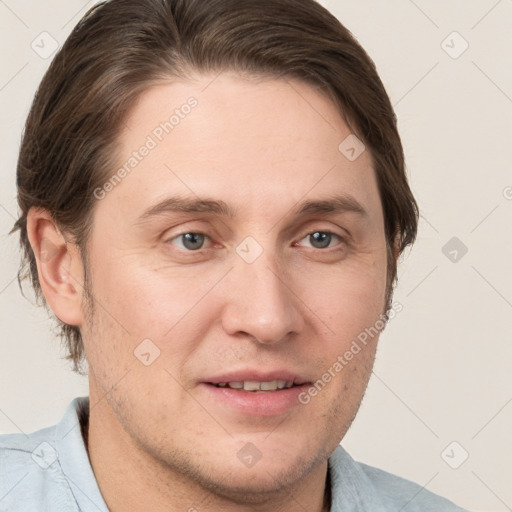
top-left (217, 380), bottom-right (294, 391)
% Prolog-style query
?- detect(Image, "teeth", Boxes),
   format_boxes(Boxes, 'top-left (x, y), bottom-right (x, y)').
top-left (244, 381), bottom-right (262, 391)
top-left (260, 381), bottom-right (278, 391)
top-left (215, 380), bottom-right (296, 391)
top-left (277, 380), bottom-right (287, 389)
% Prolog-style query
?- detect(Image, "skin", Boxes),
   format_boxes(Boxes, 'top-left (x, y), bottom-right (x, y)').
top-left (28, 72), bottom-right (391, 512)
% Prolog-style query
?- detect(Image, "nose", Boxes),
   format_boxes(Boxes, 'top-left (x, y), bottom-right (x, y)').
top-left (220, 250), bottom-right (304, 345)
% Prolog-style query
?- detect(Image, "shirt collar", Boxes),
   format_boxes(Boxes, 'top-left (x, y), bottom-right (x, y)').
top-left (54, 396), bottom-right (109, 512)
top-left (328, 444), bottom-right (386, 511)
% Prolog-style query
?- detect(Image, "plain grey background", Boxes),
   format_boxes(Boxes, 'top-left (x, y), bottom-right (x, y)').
top-left (1, 1), bottom-right (511, 510)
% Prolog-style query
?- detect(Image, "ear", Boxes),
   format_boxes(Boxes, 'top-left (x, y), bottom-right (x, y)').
top-left (26, 207), bottom-right (85, 326)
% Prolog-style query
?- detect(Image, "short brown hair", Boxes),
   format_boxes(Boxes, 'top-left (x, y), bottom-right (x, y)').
top-left (11, 0), bottom-right (418, 373)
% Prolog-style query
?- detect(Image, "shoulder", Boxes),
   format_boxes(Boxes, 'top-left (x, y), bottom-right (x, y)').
top-left (358, 461), bottom-right (469, 511)
top-left (0, 427), bottom-right (79, 511)
top-left (0, 421), bottom-right (60, 476)
top-left (0, 399), bottom-right (89, 512)
top-left (329, 445), bottom-right (471, 511)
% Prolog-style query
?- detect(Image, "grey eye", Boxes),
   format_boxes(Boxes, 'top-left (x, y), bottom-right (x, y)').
top-left (175, 233), bottom-right (206, 250)
top-left (306, 232), bottom-right (335, 249)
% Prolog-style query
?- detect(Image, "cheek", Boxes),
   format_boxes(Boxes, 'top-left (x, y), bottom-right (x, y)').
top-left (89, 258), bottom-right (221, 357)
top-left (82, 262), bottom-right (212, 401)
top-left (94, 260), bottom-right (168, 330)
top-left (300, 254), bottom-right (387, 338)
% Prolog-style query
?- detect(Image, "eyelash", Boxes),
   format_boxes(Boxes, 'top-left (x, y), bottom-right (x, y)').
top-left (166, 229), bottom-right (346, 252)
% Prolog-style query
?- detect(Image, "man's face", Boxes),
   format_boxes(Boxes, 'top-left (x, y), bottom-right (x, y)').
top-left (80, 72), bottom-right (388, 496)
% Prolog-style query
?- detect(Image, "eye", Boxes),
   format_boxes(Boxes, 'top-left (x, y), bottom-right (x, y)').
top-left (296, 231), bottom-right (344, 249)
top-left (168, 232), bottom-right (210, 251)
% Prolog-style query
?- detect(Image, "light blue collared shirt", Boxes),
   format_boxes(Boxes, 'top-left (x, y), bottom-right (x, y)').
top-left (0, 397), bottom-right (469, 511)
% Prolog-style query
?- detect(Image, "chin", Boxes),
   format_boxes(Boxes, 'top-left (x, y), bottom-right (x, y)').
top-left (200, 455), bottom-right (318, 500)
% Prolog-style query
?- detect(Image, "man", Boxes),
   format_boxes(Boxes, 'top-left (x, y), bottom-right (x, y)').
top-left (1, 0), bottom-right (469, 510)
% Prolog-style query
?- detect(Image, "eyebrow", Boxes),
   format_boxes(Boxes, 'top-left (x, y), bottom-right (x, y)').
top-left (136, 193), bottom-right (368, 224)
top-left (295, 195), bottom-right (368, 218)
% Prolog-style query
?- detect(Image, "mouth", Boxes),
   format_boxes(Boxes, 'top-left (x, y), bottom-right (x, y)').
top-left (200, 370), bottom-right (312, 415)
top-left (201, 379), bottom-right (311, 416)
top-left (208, 380), bottom-right (298, 392)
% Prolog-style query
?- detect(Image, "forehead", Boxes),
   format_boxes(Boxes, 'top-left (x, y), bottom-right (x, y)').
top-left (100, 72), bottom-right (381, 225)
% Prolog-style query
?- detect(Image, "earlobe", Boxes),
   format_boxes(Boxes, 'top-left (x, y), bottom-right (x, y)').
top-left (26, 207), bottom-right (84, 326)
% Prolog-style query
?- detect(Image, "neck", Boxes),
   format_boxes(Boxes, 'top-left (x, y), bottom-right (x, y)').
top-left (85, 388), bottom-right (331, 512)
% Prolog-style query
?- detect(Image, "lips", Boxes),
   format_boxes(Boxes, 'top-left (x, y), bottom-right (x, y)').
top-left (204, 370), bottom-right (311, 390)
top-left (200, 381), bottom-right (311, 416)
top-left (199, 369), bottom-right (313, 415)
